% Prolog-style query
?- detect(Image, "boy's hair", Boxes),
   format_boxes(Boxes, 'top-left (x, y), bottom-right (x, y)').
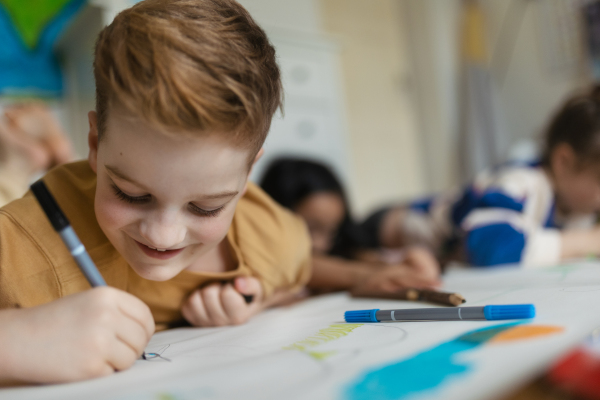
top-left (93, 0), bottom-right (282, 156)
top-left (541, 84), bottom-right (600, 167)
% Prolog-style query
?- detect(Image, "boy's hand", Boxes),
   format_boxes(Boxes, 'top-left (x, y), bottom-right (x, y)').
top-left (0, 287), bottom-right (154, 384)
top-left (181, 276), bottom-right (264, 327)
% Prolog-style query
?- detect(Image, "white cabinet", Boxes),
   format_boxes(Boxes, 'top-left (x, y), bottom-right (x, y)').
top-left (251, 31), bottom-right (352, 189)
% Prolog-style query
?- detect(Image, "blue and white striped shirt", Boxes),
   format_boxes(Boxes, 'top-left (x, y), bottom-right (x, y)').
top-left (404, 163), bottom-right (597, 267)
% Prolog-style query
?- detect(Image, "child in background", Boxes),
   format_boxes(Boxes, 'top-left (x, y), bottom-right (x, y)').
top-left (363, 85), bottom-right (600, 267)
top-left (260, 159), bottom-right (440, 294)
top-left (0, 0), bottom-right (310, 384)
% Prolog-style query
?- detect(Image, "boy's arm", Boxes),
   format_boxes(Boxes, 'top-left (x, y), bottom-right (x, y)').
top-left (0, 287), bottom-right (154, 384)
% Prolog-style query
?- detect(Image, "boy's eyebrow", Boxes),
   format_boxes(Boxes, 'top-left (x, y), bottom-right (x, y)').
top-left (201, 191), bottom-right (239, 200)
top-left (105, 165), bottom-right (239, 199)
top-left (105, 165), bottom-right (148, 189)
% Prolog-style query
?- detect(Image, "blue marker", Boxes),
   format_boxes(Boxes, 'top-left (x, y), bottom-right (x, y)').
top-left (345, 304), bottom-right (535, 323)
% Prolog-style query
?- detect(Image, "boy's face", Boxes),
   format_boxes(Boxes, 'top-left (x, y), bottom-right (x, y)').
top-left (88, 109), bottom-right (260, 281)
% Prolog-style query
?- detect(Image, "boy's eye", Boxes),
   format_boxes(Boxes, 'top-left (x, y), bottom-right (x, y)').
top-left (111, 183), bottom-right (224, 216)
top-left (188, 203), bottom-right (224, 217)
top-left (111, 184), bottom-right (151, 204)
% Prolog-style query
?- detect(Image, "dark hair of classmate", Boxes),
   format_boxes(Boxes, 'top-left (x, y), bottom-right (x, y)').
top-left (541, 84), bottom-right (600, 167)
top-left (259, 158), bottom-right (369, 258)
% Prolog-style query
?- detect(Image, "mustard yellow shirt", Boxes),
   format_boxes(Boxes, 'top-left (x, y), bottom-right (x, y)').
top-left (0, 161), bottom-right (311, 330)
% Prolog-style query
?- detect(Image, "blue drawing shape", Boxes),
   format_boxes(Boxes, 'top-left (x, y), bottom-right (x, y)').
top-left (345, 323), bottom-right (520, 400)
top-left (0, 0), bottom-right (86, 97)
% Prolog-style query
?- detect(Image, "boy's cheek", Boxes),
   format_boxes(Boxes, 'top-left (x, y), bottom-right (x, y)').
top-left (189, 214), bottom-right (234, 244)
top-left (94, 192), bottom-right (136, 235)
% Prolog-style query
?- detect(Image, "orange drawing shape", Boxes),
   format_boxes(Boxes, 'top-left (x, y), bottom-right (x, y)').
top-left (490, 325), bottom-right (564, 344)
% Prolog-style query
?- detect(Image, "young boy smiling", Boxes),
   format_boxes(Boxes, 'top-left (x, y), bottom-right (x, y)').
top-left (0, 0), bottom-right (310, 384)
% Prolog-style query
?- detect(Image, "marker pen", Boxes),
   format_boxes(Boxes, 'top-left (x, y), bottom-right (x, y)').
top-left (345, 304), bottom-right (535, 323)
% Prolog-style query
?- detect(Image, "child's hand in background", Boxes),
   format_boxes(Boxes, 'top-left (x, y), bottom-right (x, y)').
top-left (401, 246), bottom-right (441, 284)
top-left (182, 276), bottom-right (264, 327)
top-left (0, 287), bottom-right (154, 384)
top-left (3, 103), bottom-right (73, 170)
top-left (349, 262), bottom-right (440, 295)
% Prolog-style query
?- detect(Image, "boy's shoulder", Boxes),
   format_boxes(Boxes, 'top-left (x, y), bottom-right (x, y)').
top-left (233, 182), bottom-right (309, 255)
top-left (0, 161), bottom-right (108, 307)
top-left (231, 182), bottom-right (311, 294)
top-left (2, 161), bottom-right (103, 247)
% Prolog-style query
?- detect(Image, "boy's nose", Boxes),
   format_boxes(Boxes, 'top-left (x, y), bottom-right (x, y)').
top-left (139, 213), bottom-right (186, 249)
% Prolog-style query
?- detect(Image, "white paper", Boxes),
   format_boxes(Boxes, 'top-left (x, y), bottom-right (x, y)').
top-left (3, 261), bottom-right (600, 400)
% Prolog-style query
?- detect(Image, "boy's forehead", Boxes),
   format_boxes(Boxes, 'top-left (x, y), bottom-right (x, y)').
top-left (101, 110), bottom-right (254, 182)
top-left (104, 108), bottom-right (251, 153)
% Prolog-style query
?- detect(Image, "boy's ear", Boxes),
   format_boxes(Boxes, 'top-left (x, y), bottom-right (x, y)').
top-left (253, 147), bottom-right (264, 165)
top-left (87, 111), bottom-right (99, 174)
top-left (241, 148), bottom-right (264, 196)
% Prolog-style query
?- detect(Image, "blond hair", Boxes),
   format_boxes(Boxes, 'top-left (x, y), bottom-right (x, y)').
top-left (93, 0), bottom-right (282, 155)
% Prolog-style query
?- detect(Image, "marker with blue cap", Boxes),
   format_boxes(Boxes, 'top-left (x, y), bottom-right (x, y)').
top-left (344, 304), bottom-right (535, 323)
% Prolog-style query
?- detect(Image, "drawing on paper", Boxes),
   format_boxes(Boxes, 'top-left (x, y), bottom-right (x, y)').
top-left (284, 324), bottom-right (364, 360)
top-left (345, 323), bottom-right (564, 400)
top-left (284, 323), bottom-right (408, 362)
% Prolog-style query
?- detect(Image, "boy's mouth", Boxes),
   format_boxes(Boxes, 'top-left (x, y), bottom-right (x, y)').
top-left (135, 240), bottom-right (185, 260)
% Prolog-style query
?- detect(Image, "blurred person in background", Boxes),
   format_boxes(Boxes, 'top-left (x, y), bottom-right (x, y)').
top-left (260, 158), bottom-right (441, 295)
top-left (0, 103), bottom-right (74, 206)
top-left (364, 85), bottom-right (600, 268)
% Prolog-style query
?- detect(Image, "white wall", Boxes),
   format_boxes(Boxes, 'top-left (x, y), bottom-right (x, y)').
top-left (319, 0), bottom-right (427, 215)
top-left (238, 0), bottom-right (322, 34)
top-left (402, 0), bottom-right (462, 193)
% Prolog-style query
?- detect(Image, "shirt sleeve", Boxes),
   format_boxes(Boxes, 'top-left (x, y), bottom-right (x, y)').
top-left (230, 183), bottom-right (312, 298)
top-left (0, 209), bottom-right (61, 309)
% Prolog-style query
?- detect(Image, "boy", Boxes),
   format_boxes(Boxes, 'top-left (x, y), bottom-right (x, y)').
top-left (0, 0), bottom-right (310, 384)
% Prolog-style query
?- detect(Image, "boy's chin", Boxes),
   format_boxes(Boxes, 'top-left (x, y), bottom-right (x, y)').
top-left (129, 262), bottom-right (183, 281)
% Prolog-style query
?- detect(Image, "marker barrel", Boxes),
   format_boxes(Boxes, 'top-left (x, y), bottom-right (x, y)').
top-left (59, 227), bottom-right (106, 287)
top-left (376, 307), bottom-right (484, 322)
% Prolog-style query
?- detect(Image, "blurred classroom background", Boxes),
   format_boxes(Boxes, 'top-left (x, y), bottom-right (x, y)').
top-left (0, 0), bottom-right (596, 215)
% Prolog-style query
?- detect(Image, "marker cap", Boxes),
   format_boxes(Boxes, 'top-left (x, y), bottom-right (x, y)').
top-left (483, 304), bottom-right (535, 320)
top-left (344, 309), bottom-right (379, 323)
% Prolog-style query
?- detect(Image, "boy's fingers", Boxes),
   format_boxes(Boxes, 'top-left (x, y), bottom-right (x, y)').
top-left (201, 283), bottom-right (229, 326)
top-left (114, 313), bottom-right (151, 357)
top-left (182, 289), bottom-right (210, 326)
top-left (117, 295), bottom-right (155, 339)
top-left (234, 276), bottom-right (262, 301)
top-left (107, 338), bottom-right (139, 372)
top-left (221, 284), bottom-right (248, 325)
